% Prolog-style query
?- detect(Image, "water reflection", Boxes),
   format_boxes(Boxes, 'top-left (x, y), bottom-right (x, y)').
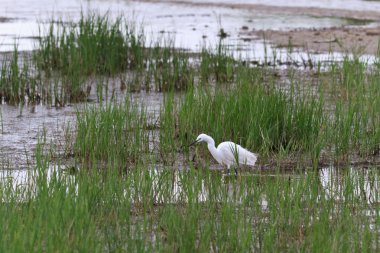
top-left (1, 164), bottom-right (380, 210)
top-left (0, 166), bottom-right (76, 202)
top-left (319, 167), bottom-right (380, 204)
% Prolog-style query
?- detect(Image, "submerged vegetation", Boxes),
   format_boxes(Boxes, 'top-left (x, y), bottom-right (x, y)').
top-left (1, 12), bottom-right (380, 251)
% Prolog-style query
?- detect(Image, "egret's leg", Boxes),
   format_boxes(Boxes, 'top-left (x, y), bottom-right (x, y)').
top-left (226, 165), bottom-right (230, 174)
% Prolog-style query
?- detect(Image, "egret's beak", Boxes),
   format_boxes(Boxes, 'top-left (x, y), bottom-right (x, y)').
top-left (189, 139), bottom-right (200, 147)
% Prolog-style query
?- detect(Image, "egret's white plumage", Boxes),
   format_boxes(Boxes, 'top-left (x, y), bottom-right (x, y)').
top-left (190, 133), bottom-right (258, 170)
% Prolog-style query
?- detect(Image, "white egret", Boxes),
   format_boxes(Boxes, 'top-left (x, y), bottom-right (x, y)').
top-left (189, 133), bottom-right (258, 173)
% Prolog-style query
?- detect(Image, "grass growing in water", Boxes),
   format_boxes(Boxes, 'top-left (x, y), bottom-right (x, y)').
top-left (1, 138), bottom-right (379, 251)
top-left (34, 13), bottom-right (195, 99)
top-left (324, 57), bottom-right (380, 162)
top-left (176, 68), bottom-right (325, 162)
top-left (3, 11), bottom-right (380, 252)
top-left (34, 13), bottom-right (145, 101)
top-left (35, 13), bottom-right (144, 76)
top-left (74, 97), bottom-right (150, 170)
top-left (199, 42), bottom-right (235, 83)
top-left (0, 48), bottom-right (40, 104)
top-left (150, 46), bottom-right (194, 92)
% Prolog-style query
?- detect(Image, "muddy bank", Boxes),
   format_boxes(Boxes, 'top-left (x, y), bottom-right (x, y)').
top-left (143, 0), bottom-right (380, 55)
top-left (244, 26), bottom-right (380, 55)
top-left (143, 0), bottom-right (380, 20)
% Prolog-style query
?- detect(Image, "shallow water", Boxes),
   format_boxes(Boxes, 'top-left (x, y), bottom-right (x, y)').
top-left (187, 0), bottom-right (380, 11)
top-left (1, 0), bottom-right (380, 202)
top-left (0, 86), bottom-right (164, 169)
top-left (1, 165), bottom-right (379, 207)
top-left (0, 103), bottom-right (76, 168)
top-left (1, 3), bottom-right (380, 250)
top-left (0, 0), bottom-right (377, 63)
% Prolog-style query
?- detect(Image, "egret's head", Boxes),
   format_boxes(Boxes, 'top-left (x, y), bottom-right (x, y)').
top-left (189, 133), bottom-right (210, 146)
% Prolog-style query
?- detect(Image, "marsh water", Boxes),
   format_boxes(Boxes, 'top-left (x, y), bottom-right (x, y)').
top-left (1, 0), bottom-right (380, 202)
top-left (1, 0), bottom-right (378, 59)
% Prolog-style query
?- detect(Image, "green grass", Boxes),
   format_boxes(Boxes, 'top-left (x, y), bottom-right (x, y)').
top-left (174, 67), bottom-right (325, 164)
top-left (32, 13), bottom-right (195, 101)
top-left (0, 48), bottom-right (41, 104)
top-left (74, 97), bottom-right (150, 170)
top-left (2, 11), bottom-right (380, 253)
top-left (33, 13), bottom-right (144, 102)
top-left (199, 42), bottom-right (235, 83)
top-left (35, 13), bottom-right (142, 76)
top-left (323, 57), bottom-right (380, 162)
top-left (68, 47), bottom-right (380, 167)
top-left (150, 46), bottom-right (194, 92)
top-left (1, 138), bottom-right (379, 251)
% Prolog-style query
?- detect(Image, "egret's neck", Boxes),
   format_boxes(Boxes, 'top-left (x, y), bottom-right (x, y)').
top-left (207, 142), bottom-right (223, 165)
top-left (204, 135), bottom-right (215, 147)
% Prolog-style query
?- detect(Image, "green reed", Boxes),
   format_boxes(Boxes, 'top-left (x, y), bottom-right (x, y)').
top-left (199, 42), bottom-right (235, 83)
top-left (323, 56), bottom-right (380, 162)
top-left (3, 12), bottom-right (380, 252)
top-left (34, 13), bottom-right (145, 101)
top-left (74, 97), bottom-right (150, 170)
top-left (1, 139), bottom-right (379, 252)
top-left (35, 13), bottom-right (141, 76)
top-left (177, 69), bottom-right (325, 161)
top-left (159, 93), bottom-right (177, 164)
top-left (150, 46), bottom-right (194, 92)
top-left (0, 48), bottom-right (40, 104)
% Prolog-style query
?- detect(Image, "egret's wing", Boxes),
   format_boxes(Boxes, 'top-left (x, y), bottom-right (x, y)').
top-left (236, 145), bottom-right (258, 166)
top-left (217, 142), bottom-right (237, 166)
top-left (218, 142), bottom-right (257, 167)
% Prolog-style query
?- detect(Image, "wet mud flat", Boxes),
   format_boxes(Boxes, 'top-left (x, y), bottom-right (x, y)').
top-left (0, 28), bottom-right (379, 171)
top-left (1, 0), bottom-right (379, 63)
top-left (232, 2), bottom-right (380, 55)
top-left (0, 78), bottom-right (165, 169)
top-left (243, 23), bottom-right (380, 56)
top-left (140, 0), bottom-right (380, 56)
top-left (0, 4), bottom-right (380, 251)
top-left (1, 57), bottom-right (379, 171)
